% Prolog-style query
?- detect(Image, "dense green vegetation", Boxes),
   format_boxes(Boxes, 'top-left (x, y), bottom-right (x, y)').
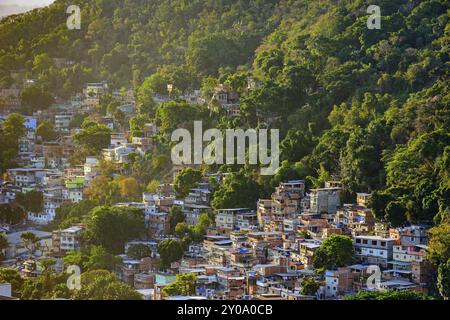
top-left (0, 0), bottom-right (448, 229)
top-left (345, 290), bottom-right (433, 300)
top-left (0, 0), bottom-right (448, 301)
top-left (313, 234), bottom-right (355, 271)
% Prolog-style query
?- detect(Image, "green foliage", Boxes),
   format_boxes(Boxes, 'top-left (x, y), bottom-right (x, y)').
top-left (20, 272), bottom-right (68, 300)
top-left (146, 179), bottom-right (160, 193)
top-left (371, 131), bottom-right (450, 226)
top-left (20, 84), bottom-right (54, 115)
top-left (74, 122), bottom-right (112, 155)
top-left (313, 234), bottom-right (355, 270)
top-left (157, 239), bottom-right (184, 270)
top-left (155, 100), bottom-right (207, 140)
top-left (73, 271), bottom-right (142, 300)
top-left (163, 273), bottom-right (196, 296)
top-left (211, 170), bottom-right (261, 209)
top-left (15, 191), bottom-right (44, 213)
top-left (136, 77), bottom-right (157, 115)
top-left (20, 232), bottom-right (40, 254)
top-left (50, 199), bottom-right (98, 230)
top-left (301, 276), bottom-right (320, 296)
top-left (127, 244), bottom-right (152, 260)
top-left (437, 258), bottom-right (450, 300)
top-left (427, 221), bottom-right (450, 266)
top-left (169, 206), bottom-right (185, 234)
top-left (86, 206), bottom-right (145, 254)
top-left (63, 250), bottom-right (88, 269)
top-left (0, 268), bottom-right (23, 297)
top-left (0, 233), bottom-right (8, 260)
top-left (174, 168), bottom-right (202, 198)
top-left (36, 121), bottom-right (57, 141)
top-left (84, 176), bottom-right (120, 206)
top-left (0, 203), bottom-right (26, 226)
top-left (129, 114), bottom-right (151, 138)
top-left (0, 113), bottom-right (26, 173)
top-left (83, 245), bottom-right (121, 271)
top-left (345, 290), bottom-right (432, 300)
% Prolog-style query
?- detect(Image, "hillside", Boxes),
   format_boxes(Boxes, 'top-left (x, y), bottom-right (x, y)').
top-left (0, 0), bottom-right (449, 229)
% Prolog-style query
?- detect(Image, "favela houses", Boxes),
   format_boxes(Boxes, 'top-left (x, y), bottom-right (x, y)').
top-left (0, 0), bottom-right (449, 310)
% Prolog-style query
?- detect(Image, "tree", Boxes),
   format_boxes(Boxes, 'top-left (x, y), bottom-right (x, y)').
top-left (163, 273), bottom-right (196, 296)
top-left (84, 176), bottom-right (120, 205)
top-left (20, 275), bottom-right (60, 300)
top-left (174, 168), bottom-right (202, 198)
top-left (1, 113), bottom-right (26, 141)
top-left (313, 234), bottom-right (355, 270)
top-left (427, 221), bottom-right (450, 266)
top-left (345, 290), bottom-right (432, 300)
top-left (0, 233), bottom-right (8, 260)
top-left (0, 113), bottom-right (25, 172)
top-left (301, 276), bottom-right (320, 296)
top-left (20, 232), bottom-right (40, 254)
top-left (40, 259), bottom-right (56, 274)
top-left (211, 170), bottom-right (261, 210)
top-left (63, 250), bottom-right (88, 269)
top-left (32, 53), bottom-right (52, 75)
top-left (0, 203), bottom-right (26, 226)
top-left (73, 272), bottom-right (142, 300)
top-left (157, 239), bottom-right (184, 269)
top-left (437, 258), bottom-right (450, 300)
top-left (15, 191), bottom-right (44, 213)
top-left (146, 179), bottom-right (160, 193)
top-left (155, 100), bottom-right (205, 139)
top-left (129, 114), bottom-right (151, 138)
top-left (117, 177), bottom-right (141, 201)
top-left (174, 222), bottom-right (191, 238)
top-left (0, 268), bottom-right (24, 297)
top-left (169, 206), bottom-right (185, 233)
top-left (36, 121), bottom-right (57, 141)
top-left (86, 206), bottom-right (145, 254)
top-left (20, 85), bottom-right (54, 114)
top-left (84, 245), bottom-right (121, 271)
top-left (51, 199), bottom-right (98, 229)
top-left (74, 123), bottom-right (111, 154)
top-left (127, 244), bottom-right (152, 260)
top-left (136, 76), bottom-right (157, 115)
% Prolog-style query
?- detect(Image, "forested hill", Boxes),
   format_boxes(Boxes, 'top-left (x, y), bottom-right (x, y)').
top-left (0, 0), bottom-right (449, 228)
top-left (0, 0), bottom-right (286, 92)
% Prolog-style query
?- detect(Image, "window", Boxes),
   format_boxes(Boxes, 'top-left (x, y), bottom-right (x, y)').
top-left (380, 241), bottom-right (386, 246)
top-left (363, 240), bottom-right (368, 244)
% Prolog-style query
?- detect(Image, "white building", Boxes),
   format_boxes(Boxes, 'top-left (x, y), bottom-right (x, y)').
top-left (111, 133), bottom-right (128, 148)
top-left (83, 156), bottom-right (99, 184)
top-left (58, 226), bottom-right (84, 251)
top-left (354, 235), bottom-right (393, 268)
top-left (102, 145), bottom-right (136, 163)
top-left (215, 208), bottom-right (258, 230)
top-left (54, 113), bottom-right (72, 133)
